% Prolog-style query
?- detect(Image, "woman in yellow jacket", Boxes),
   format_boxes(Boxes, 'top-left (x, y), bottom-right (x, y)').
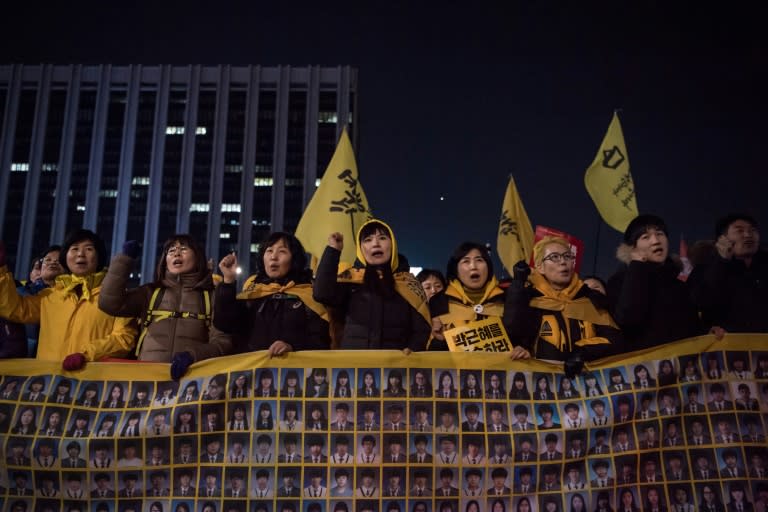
top-left (0, 229), bottom-right (137, 369)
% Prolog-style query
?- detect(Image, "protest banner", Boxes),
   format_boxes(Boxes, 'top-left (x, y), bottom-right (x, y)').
top-left (1, 335), bottom-right (766, 512)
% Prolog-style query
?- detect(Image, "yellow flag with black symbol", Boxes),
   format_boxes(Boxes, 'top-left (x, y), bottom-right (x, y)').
top-left (496, 176), bottom-right (534, 273)
top-left (295, 126), bottom-right (373, 266)
top-left (584, 112), bottom-right (639, 232)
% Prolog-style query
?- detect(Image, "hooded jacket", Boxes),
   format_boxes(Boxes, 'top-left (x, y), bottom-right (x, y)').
top-left (607, 244), bottom-right (701, 349)
top-left (99, 254), bottom-right (232, 362)
top-left (505, 272), bottom-right (620, 361)
top-left (313, 219), bottom-right (431, 351)
top-left (0, 265), bottom-right (137, 362)
top-left (213, 270), bottom-right (330, 353)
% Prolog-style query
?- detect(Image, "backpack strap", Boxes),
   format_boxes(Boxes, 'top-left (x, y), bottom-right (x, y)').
top-left (134, 287), bottom-right (212, 357)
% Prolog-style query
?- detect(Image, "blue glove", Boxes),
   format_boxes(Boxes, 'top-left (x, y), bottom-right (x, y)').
top-left (170, 351), bottom-right (194, 381)
top-left (122, 240), bottom-right (141, 259)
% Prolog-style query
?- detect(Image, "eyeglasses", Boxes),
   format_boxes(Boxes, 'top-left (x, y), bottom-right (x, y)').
top-left (166, 245), bottom-right (190, 256)
top-left (542, 252), bottom-right (575, 264)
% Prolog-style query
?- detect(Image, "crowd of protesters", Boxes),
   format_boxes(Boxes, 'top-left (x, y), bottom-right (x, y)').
top-left (0, 212), bottom-right (764, 378)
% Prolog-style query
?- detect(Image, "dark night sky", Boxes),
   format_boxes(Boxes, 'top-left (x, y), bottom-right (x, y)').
top-left (2, 2), bottom-right (766, 278)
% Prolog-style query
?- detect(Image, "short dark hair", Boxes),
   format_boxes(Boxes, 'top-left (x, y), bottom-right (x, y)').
top-left (491, 467), bottom-right (508, 478)
top-left (623, 214), bottom-right (668, 246)
top-left (445, 242), bottom-right (494, 284)
top-left (255, 232), bottom-right (310, 283)
top-left (155, 234), bottom-right (208, 283)
top-left (417, 268), bottom-right (447, 288)
top-left (715, 213), bottom-right (758, 238)
top-left (59, 229), bottom-right (108, 272)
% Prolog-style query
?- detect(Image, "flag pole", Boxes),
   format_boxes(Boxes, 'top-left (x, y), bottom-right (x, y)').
top-left (592, 214), bottom-right (602, 275)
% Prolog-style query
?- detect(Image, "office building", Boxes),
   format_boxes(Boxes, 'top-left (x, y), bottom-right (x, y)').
top-left (0, 63), bottom-right (358, 279)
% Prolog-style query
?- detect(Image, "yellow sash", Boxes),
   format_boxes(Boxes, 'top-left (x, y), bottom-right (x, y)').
top-left (237, 281), bottom-right (329, 322)
top-left (337, 268), bottom-right (431, 326)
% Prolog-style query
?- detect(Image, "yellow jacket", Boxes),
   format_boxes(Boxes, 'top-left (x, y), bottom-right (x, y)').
top-left (0, 265), bottom-right (137, 362)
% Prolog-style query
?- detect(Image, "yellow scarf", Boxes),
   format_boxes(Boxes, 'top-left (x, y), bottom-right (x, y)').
top-left (337, 268), bottom-right (431, 326)
top-left (528, 272), bottom-right (617, 327)
top-left (237, 280), bottom-right (329, 322)
top-left (444, 277), bottom-right (505, 318)
top-left (55, 270), bottom-right (106, 302)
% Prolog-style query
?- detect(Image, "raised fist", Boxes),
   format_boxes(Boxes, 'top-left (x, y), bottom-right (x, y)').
top-left (122, 240), bottom-right (141, 259)
top-left (218, 252), bottom-right (238, 284)
top-left (715, 235), bottom-right (735, 260)
top-left (328, 232), bottom-right (344, 251)
top-left (512, 260), bottom-right (531, 281)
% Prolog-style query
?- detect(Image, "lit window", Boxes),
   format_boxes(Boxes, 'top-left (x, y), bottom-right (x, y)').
top-left (165, 126), bottom-right (207, 135)
top-left (225, 165), bottom-right (243, 173)
top-left (315, 178), bottom-right (321, 187)
top-left (254, 177), bottom-right (273, 187)
top-left (318, 112), bottom-right (338, 124)
top-left (10, 162), bottom-right (29, 172)
top-left (99, 190), bottom-right (118, 198)
top-left (190, 203), bottom-right (210, 212)
top-left (76, 205), bottom-right (86, 212)
top-left (41, 163), bottom-right (57, 172)
top-left (132, 176), bottom-right (150, 186)
top-left (250, 243), bottom-right (260, 253)
top-left (220, 233), bottom-right (230, 239)
top-left (251, 219), bottom-right (270, 226)
top-left (221, 203), bottom-right (241, 213)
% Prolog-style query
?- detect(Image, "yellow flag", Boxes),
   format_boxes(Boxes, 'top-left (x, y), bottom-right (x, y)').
top-left (295, 127), bottom-right (372, 266)
top-left (584, 112), bottom-right (639, 232)
top-left (496, 176), bottom-right (534, 273)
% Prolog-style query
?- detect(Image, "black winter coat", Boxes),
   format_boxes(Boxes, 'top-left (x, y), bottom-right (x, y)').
top-left (607, 259), bottom-right (701, 350)
top-left (504, 280), bottom-right (621, 361)
top-left (688, 251), bottom-right (768, 333)
top-left (313, 246), bottom-right (429, 351)
top-left (213, 280), bottom-right (330, 353)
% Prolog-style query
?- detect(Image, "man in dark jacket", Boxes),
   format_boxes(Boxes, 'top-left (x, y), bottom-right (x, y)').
top-left (689, 213), bottom-right (768, 333)
top-left (607, 214), bottom-right (701, 349)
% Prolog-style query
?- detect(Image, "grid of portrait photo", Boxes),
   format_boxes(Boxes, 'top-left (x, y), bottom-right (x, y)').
top-left (0, 349), bottom-right (767, 512)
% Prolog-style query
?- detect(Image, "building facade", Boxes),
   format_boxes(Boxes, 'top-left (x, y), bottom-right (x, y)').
top-left (0, 63), bottom-right (358, 280)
